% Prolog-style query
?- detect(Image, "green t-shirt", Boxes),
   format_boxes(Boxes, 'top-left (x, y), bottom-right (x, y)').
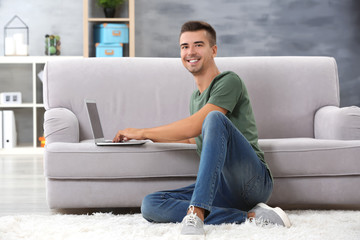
top-left (190, 71), bottom-right (267, 167)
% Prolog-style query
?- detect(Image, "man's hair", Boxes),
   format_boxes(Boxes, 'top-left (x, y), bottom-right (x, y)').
top-left (180, 21), bottom-right (217, 47)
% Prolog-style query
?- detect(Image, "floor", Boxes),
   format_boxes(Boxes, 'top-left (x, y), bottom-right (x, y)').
top-left (0, 154), bottom-right (140, 216)
top-left (0, 154), bottom-right (49, 216)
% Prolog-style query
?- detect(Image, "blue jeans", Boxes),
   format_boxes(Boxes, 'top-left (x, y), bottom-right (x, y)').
top-left (141, 111), bottom-right (273, 225)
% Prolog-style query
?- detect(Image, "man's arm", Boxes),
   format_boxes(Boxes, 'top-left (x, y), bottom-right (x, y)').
top-left (113, 103), bottom-right (227, 143)
top-left (166, 137), bottom-right (197, 144)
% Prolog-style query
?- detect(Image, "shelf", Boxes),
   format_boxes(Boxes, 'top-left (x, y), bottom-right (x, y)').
top-left (0, 56), bottom-right (83, 64)
top-left (88, 18), bottom-right (130, 22)
top-left (36, 104), bottom-right (45, 108)
top-left (0, 104), bottom-right (45, 108)
top-left (0, 103), bottom-right (34, 108)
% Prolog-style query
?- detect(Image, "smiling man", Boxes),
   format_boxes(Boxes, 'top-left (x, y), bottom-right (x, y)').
top-left (114, 21), bottom-right (291, 239)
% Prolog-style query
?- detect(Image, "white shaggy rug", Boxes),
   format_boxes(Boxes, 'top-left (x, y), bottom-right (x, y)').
top-left (0, 210), bottom-right (359, 240)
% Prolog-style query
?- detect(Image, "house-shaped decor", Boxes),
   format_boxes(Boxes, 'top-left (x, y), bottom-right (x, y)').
top-left (4, 15), bottom-right (29, 56)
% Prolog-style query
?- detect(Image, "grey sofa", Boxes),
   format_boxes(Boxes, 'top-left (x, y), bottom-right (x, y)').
top-left (43, 57), bottom-right (360, 210)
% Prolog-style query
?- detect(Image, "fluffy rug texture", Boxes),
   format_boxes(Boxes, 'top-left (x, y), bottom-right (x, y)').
top-left (0, 210), bottom-right (359, 240)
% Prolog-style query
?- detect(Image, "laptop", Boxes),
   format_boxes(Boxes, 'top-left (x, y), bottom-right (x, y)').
top-left (85, 99), bottom-right (147, 146)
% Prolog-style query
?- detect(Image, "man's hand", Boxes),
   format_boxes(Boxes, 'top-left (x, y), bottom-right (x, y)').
top-left (113, 128), bottom-right (145, 142)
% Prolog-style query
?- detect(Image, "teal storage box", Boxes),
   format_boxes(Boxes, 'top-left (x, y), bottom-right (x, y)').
top-left (95, 43), bottom-right (123, 57)
top-left (94, 23), bottom-right (129, 44)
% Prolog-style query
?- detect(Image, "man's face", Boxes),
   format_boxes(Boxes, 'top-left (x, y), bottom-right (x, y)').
top-left (179, 30), bottom-right (217, 76)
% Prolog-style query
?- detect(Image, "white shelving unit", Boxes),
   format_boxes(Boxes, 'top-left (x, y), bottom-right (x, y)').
top-left (0, 56), bottom-right (82, 155)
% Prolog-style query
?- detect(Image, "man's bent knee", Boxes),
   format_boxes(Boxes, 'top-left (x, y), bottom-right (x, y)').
top-left (203, 111), bottom-right (227, 129)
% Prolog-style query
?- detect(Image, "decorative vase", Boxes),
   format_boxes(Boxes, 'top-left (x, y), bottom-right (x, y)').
top-left (45, 34), bottom-right (61, 56)
top-left (104, 8), bottom-right (115, 18)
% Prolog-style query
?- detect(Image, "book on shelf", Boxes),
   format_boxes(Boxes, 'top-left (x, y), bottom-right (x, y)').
top-left (0, 110), bottom-right (17, 149)
top-left (0, 111), bottom-right (2, 148)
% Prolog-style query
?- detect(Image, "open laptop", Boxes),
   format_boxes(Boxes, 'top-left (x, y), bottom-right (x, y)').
top-left (85, 99), bottom-right (147, 146)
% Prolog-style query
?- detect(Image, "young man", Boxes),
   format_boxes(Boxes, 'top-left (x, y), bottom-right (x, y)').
top-left (113, 21), bottom-right (291, 239)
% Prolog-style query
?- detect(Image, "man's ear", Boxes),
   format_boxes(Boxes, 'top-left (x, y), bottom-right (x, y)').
top-left (212, 45), bottom-right (218, 58)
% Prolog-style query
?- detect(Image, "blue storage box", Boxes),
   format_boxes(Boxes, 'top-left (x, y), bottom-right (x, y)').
top-left (95, 43), bottom-right (123, 57)
top-left (94, 23), bottom-right (129, 44)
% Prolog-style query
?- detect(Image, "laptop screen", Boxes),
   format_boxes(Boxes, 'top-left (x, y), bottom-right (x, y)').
top-left (86, 101), bottom-right (105, 139)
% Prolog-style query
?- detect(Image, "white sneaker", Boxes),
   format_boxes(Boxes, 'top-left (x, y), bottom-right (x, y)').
top-left (249, 203), bottom-right (292, 228)
top-left (179, 205), bottom-right (205, 240)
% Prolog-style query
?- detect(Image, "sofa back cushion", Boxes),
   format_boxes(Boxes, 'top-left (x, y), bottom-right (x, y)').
top-left (215, 57), bottom-right (339, 138)
top-left (43, 57), bottom-right (339, 140)
top-left (44, 58), bottom-right (195, 141)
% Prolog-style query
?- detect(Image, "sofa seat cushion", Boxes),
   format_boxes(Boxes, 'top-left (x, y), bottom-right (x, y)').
top-left (44, 141), bottom-right (199, 179)
top-left (45, 138), bottom-right (360, 180)
top-left (261, 138), bottom-right (360, 178)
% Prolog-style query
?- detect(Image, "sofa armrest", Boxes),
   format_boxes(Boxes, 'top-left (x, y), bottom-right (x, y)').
top-left (314, 106), bottom-right (360, 140)
top-left (44, 108), bottom-right (80, 144)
